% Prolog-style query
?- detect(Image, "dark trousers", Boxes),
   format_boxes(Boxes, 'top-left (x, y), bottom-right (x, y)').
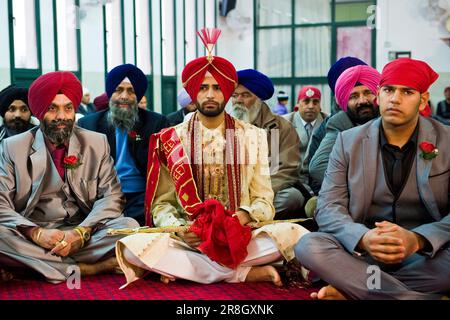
top-left (124, 192), bottom-right (145, 226)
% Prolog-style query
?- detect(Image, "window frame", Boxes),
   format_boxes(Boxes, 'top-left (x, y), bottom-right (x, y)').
top-left (8, 0), bottom-right (42, 86)
top-left (254, 0), bottom-right (377, 112)
top-left (53, 0), bottom-right (82, 80)
top-left (102, 0), bottom-right (126, 75)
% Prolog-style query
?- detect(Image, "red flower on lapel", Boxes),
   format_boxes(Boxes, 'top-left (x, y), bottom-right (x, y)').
top-left (128, 130), bottom-right (142, 142)
top-left (63, 155), bottom-right (82, 170)
top-left (419, 142), bottom-right (438, 160)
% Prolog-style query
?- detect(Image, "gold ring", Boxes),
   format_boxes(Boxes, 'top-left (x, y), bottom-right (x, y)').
top-left (59, 240), bottom-right (68, 247)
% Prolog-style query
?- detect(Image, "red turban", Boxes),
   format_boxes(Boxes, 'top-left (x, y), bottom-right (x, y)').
top-left (380, 58), bottom-right (438, 93)
top-left (28, 71), bottom-right (82, 120)
top-left (297, 86), bottom-right (321, 103)
top-left (182, 56), bottom-right (237, 104)
top-left (182, 28), bottom-right (237, 104)
top-left (93, 92), bottom-right (109, 112)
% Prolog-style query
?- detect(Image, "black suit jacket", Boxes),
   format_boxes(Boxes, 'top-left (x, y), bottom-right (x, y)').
top-left (78, 103), bottom-right (96, 116)
top-left (78, 108), bottom-right (169, 177)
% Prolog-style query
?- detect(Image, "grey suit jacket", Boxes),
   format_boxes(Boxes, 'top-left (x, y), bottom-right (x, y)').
top-left (317, 117), bottom-right (450, 257)
top-left (309, 111), bottom-right (354, 184)
top-left (0, 126), bottom-right (125, 229)
top-left (284, 111), bottom-right (325, 175)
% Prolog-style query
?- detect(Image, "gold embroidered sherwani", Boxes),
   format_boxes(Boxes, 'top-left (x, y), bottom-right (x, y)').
top-left (152, 117), bottom-right (275, 227)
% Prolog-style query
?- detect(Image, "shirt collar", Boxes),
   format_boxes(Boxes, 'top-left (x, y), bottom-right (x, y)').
top-left (380, 122), bottom-right (419, 150)
top-left (299, 115), bottom-right (316, 128)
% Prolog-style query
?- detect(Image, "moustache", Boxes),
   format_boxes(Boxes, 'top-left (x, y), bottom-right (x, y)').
top-left (356, 103), bottom-right (375, 112)
top-left (47, 119), bottom-right (74, 130)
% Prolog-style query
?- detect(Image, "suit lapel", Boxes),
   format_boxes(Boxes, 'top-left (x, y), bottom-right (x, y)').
top-left (362, 119), bottom-right (381, 217)
top-left (416, 117), bottom-right (441, 221)
top-left (97, 111), bottom-right (117, 161)
top-left (128, 109), bottom-right (145, 159)
top-left (67, 128), bottom-right (82, 188)
top-left (294, 113), bottom-right (309, 147)
top-left (26, 130), bottom-right (48, 212)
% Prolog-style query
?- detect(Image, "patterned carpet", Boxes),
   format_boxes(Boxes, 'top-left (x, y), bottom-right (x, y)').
top-left (0, 273), bottom-right (316, 300)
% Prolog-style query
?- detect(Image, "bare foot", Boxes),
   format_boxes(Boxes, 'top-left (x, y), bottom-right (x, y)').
top-left (78, 257), bottom-right (119, 276)
top-left (245, 266), bottom-right (283, 287)
top-left (0, 269), bottom-right (13, 283)
top-left (310, 285), bottom-right (347, 300)
top-left (160, 275), bottom-right (176, 284)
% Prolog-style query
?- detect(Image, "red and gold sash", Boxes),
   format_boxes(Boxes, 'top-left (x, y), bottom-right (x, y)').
top-left (144, 114), bottom-right (251, 268)
top-left (145, 113), bottom-right (241, 226)
top-left (144, 127), bottom-right (203, 226)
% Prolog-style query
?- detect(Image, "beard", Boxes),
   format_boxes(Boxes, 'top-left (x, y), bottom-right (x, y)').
top-left (41, 118), bottom-right (74, 146)
top-left (108, 100), bottom-right (139, 131)
top-left (196, 100), bottom-right (226, 117)
top-left (5, 118), bottom-right (30, 134)
top-left (231, 101), bottom-right (262, 124)
top-left (347, 102), bottom-right (379, 125)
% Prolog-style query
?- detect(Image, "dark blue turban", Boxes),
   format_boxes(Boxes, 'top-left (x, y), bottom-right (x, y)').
top-left (237, 69), bottom-right (274, 101)
top-left (327, 57), bottom-right (367, 94)
top-left (0, 85), bottom-right (29, 117)
top-left (106, 64), bottom-right (148, 102)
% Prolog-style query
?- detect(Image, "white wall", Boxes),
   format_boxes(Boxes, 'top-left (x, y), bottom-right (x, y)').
top-left (0, 0), bottom-right (11, 88)
top-left (377, 0), bottom-right (450, 107)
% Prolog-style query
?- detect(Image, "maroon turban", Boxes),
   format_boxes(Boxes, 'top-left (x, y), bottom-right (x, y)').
top-left (380, 58), bottom-right (438, 93)
top-left (28, 71), bottom-right (82, 121)
top-left (182, 29), bottom-right (237, 104)
top-left (93, 92), bottom-right (109, 112)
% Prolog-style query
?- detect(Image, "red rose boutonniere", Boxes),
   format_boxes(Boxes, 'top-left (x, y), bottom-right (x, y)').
top-left (419, 142), bottom-right (439, 160)
top-left (63, 155), bottom-right (82, 170)
top-left (128, 130), bottom-right (142, 142)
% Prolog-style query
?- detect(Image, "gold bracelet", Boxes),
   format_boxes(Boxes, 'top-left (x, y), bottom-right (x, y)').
top-left (35, 228), bottom-right (43, 245)
top-left (73, 228), bottom-right (85, 248)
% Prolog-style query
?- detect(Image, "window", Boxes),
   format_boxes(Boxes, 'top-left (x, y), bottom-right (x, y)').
top-left (105, 0), bottom-right (124, 72)
top-left (161, 0), bottom-right (176, 76)
top-left (255, 0), bottom-right (376, 114)
top-left (295, 0), bottom-right (331, 24)
top-left (258, 0), bottom-right (292, 26)
top-left (12, 0), bottom-right (39, 69)
top-left (55, 0), bottom-right (80, 72)
top-left (184, 0), bottom-right (197, 63)
top-left (135, 0), bottom-right (152, 74)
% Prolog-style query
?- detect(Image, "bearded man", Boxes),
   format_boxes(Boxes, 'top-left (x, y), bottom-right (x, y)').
top-left (231, 69), bottom-right (307, 219)
top-left (0, 85), bottom-right (35, 142)
top-left (0, 71), bottom-right (138, 284)
top-left (309, 65), bottom-right (381, 190)
top-left (78, 64), bottom-right (169, 225)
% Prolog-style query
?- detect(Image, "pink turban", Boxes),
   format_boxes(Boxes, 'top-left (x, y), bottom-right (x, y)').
top-left (335, 65), bottom-right (381, 111)
top-left (28, 71), bottom-right (82, 120)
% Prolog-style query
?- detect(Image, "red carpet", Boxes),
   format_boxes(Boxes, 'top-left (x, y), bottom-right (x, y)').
top-left (0, 274), bottom-right (316, 300)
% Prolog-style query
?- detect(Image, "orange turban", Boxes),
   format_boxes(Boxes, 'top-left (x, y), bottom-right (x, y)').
top-left (182, 29), bottom-right (237, 104)
top-left (28, 71), bottom-right (82, 120)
